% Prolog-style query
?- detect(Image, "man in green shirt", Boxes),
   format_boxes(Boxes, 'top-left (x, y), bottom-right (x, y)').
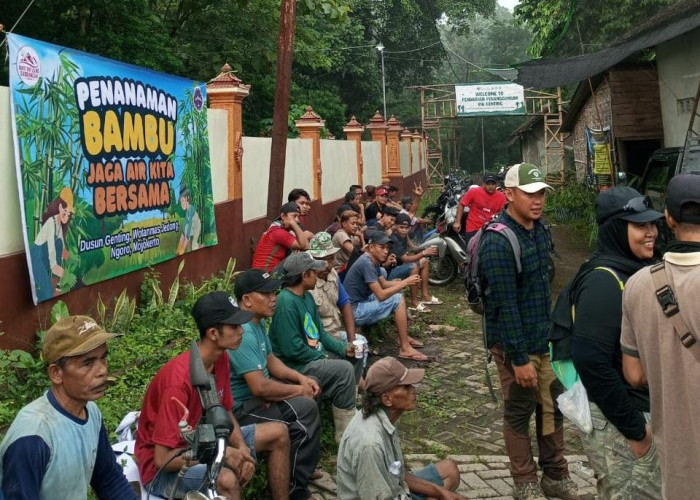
top-left (229, 269), bottom-right (322, 500)
top-left (269, 253), bottom-right (358, 443)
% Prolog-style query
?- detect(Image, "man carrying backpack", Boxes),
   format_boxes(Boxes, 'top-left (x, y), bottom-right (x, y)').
top-left (621, 173), bottom-right (700, 499)
top-left (479, 163), bottom-right (586, 500)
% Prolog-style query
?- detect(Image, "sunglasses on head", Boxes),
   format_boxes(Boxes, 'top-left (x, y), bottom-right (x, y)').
top-left (620, 196), bottom-right (653, 213)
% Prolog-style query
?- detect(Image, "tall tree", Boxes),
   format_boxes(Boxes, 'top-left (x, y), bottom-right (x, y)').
top-left (515, 0), bottom-right (678, 58)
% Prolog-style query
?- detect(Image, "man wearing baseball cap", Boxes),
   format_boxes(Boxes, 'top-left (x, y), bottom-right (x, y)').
top-left (453, 172), bottom-right (506, 242)
top-left (621, 173), bottom-right (700, 499)
top-left (343, 230), bottom-right (427, 361)
top-left (479, 164), bottom-right (587, 499)
top-left (0, 316), bottom-right (137, 499)
top-left (269, 253), bottom-right (359, 443)
top-left (252, 202), bottom-right (310, 272)
top-left (229, 269), bottom-right (322, 500)
top-left (135, 292), bottom-right (291, 499)
top-left (365, 186), bottom-right (390, 222)
top-left (336, 357), bottom-right (465, 500)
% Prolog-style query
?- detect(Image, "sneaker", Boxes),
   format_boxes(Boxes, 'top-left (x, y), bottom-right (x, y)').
top-left (512, 481), bottom-right (546, 500)
top-left (540, 475), bottom-right (592, 500)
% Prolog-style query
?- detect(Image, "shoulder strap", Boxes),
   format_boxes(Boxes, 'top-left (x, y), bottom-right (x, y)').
top-left (593, 266), bottom-right (625, 291)
top-left (650, 261), bottom-right (697, 348)
top-left (484, 222), bottom-right (522, 274)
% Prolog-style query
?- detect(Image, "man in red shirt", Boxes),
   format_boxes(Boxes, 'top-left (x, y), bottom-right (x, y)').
top-left (135, 292), bottom-right (291, 500)
top-left (453, 173), bottom-right (507, 241)
top-left (252, 202), bottom-right (309, 271)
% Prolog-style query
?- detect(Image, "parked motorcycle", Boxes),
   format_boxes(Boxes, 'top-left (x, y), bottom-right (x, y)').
top-left (419, 181), bottom-right (469, 286)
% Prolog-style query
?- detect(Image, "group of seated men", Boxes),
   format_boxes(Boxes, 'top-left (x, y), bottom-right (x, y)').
top-left (0, 184), bottom-right (464, 500)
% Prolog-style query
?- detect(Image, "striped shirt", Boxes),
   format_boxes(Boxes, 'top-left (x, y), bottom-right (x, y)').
top-left (479, 210), bottom-right (552, 365)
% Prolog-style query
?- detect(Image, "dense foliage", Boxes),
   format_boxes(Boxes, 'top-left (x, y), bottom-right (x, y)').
top-left (514, 0), bottom-right (678, 58)
top-left (2, 0), bottom-right (497, 137)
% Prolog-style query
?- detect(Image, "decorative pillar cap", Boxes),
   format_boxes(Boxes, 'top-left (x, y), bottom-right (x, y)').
top-left (295, 106), bottom-right (325, 128)
top-left (367, 111), bottom-right (388, 130)
top-left (401, 127), bottom-right (413, 139)
top-left (207, 63), bottom-right (251, 93)
top-left (386, 115), bottom-right (403, 133)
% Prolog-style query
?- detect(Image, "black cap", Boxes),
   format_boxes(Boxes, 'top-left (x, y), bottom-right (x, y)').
top-left (192, 291), bottom-right (254, 330)
top-left (381, 206), bottom-right (400, 217)
top-left (367, 230), bottom-right (391, 245)
top-left (666, 173), bottom-right (700, 223)
top-left (234, 269), bottom-right (282, 300)
top-left (484, 173), bottom-right (497, 183)
top-left (280, 202), bottom-right (300, 214)
top-left (595, 186), bottom-right (664, 225)
top-left (395, 213), bottom-right (412, 226)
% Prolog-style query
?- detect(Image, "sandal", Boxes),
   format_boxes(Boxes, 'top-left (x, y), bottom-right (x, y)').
top-left (422, 296), bottom-right (444, 305)
top-left (408, 303), bottom-right (431, 313)
top-left (398, 351), bottom-right (429, 362)
top-left (408, 338), bottom-right (424, 348)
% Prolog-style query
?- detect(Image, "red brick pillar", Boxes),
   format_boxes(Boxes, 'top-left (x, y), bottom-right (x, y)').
top-left (386, 115), bottom-right (403, 185)
top-left (295, 106), bottom-right (325, 201)
top-left (367, 111), bottom-right (388, 184)
top-left (207, 63), bottom-right (251, 200)
top-left (343, 115), bottom-right (365, 187)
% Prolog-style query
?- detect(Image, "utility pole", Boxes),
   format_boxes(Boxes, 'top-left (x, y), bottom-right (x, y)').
top-left (266, 0), bottom-right (296, 221)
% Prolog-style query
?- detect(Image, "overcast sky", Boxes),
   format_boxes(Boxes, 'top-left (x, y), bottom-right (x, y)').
top-left (497, 0), bottom-right (519, 11)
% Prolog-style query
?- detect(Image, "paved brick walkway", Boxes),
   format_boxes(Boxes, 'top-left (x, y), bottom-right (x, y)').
top-left (310, 284), bottom-right (599, 499)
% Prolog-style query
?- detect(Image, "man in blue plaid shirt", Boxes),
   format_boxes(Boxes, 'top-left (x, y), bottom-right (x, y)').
top-left (479, 163), bottom-right (587, 500)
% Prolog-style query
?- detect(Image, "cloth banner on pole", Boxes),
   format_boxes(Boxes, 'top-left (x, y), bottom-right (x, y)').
top-left (455, 83), bottom-right (525, 117)
top-left (8, 33), bottom-right (218, 304)
top-left (585, 126), bottom-right (614, 191)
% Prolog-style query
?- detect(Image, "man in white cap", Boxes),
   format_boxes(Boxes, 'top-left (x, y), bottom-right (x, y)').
top-left (0, 316), bottom-right (138, 499)
top-left (479, 163), bottom-right (586, 500)
top-left (336, 357), bottom-right (465, 500)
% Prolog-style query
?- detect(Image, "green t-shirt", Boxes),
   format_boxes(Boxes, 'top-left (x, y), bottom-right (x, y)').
top-left (228, 321), bottom-right (271, 410)
top-left (269, 288), bottom-right (347, 371)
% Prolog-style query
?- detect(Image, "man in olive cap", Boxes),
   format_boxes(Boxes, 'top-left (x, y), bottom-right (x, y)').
top-left (336, 357), bottom-right (465, 500)
top-left (0, 315), bottom-right (138, 499)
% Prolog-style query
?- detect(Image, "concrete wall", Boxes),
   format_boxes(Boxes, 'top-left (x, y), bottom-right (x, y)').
top-left (320, 139), bottom-right (357, 202)
top-left (241, 137), bottom-right (313, 222)
top-left (657, 27), bottom-right (700, 147)
top-left (0, 83), bottom-right (426, 348)
top-left (0, 87), bottom-right (24, 257)
top-left (399, 143), bottom-right (410, 177)
top-left (361, 141), bottom-right (382, 186)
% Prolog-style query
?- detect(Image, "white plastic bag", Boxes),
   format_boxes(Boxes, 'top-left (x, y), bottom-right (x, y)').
top-left (556, 380), bottom-right (592, 434)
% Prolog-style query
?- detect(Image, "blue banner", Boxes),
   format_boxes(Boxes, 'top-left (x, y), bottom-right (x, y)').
top-left (8, 33), bottom-right (217, 304)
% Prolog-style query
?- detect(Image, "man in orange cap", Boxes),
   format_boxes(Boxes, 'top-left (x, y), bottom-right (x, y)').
top-left (0, 315), bottom-right (137, 499)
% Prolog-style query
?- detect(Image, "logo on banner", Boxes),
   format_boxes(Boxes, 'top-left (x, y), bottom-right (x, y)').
top-left (193, 87), bottom-right (204, 111)
top-left (16, 46), bottom-right (40, 86)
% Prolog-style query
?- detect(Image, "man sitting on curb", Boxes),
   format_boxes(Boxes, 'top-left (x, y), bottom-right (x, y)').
top-left (229, 269), bottom-right (323, 500)
top-left (253, 202), bottom-right (309, 272)
top-left (307, 232), bottom-right (368, 384)
top-left (269, 253), bottom-right (359, 442)
top-left (343, 231), bottom-right (428, 362)
top-left (135, 292), bottom-right (291, 500)
top-left (336, 357), bottom-right (465, 500)
top-left (0, 316), bottom-right (138, 500)
top-left (389, 213), bottom-right (442, 311)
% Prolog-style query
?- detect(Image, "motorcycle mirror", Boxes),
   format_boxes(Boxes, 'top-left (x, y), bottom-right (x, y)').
top-left (189, 340), bottom-right (211, 390)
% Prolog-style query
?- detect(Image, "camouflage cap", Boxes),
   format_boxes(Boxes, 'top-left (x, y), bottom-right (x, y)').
top-left (307, 231), bottom-right (340, 258)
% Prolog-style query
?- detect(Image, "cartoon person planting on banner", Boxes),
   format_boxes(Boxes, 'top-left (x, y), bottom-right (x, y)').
top-left (177, 185), bottom-right (201, 255)
top-left (30, 187), bottom-right (74, 301)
